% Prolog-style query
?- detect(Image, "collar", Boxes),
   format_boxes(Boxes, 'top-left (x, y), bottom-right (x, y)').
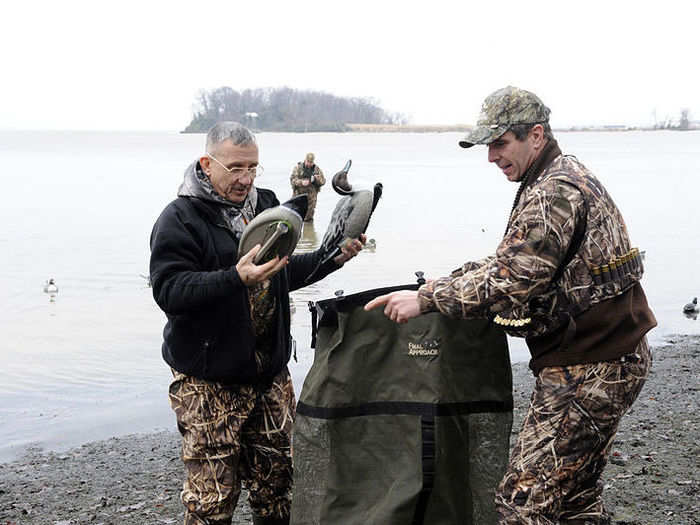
top-left (520, 138), bottom-right (562, 191)
top-left (505, 139), bottom-right (562, 234)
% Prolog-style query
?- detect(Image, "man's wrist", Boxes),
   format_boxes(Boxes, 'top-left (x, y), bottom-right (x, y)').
top-left (417, 282), bottom-right (438, 313)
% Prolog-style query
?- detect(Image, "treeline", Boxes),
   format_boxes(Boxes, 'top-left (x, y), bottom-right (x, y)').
top-left (183, 86), bottom-right (407, 133)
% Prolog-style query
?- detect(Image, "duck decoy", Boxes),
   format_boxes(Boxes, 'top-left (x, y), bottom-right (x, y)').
top-left (238, 194), bottom-right (308, 264)
top-left (306, 160), bottom-right (382, 282)
top-left (683, 297), bottom-right (698, 314)
top-left (43, 278), bottom-right (58, 302)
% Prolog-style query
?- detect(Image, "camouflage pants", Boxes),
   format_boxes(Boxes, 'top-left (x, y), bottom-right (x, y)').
top-left (292, 189), bottom-right (318, 221)
top-left (169, 367), bottom-right (296, 525)
top-left (496, 338), bottom-right (651, 525)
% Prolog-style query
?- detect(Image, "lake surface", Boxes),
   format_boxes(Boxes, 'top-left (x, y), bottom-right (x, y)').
top-left (1, 129), bottom-right (698, 462)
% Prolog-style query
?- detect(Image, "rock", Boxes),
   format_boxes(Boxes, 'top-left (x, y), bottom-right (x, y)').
top-left (610, 455), bottom-right (628, 466)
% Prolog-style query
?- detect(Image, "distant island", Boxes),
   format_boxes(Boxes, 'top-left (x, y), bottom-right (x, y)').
top-left (182, 87), bottom-right (407, 133)
top-left (183, 89), bottom-right (698, 133)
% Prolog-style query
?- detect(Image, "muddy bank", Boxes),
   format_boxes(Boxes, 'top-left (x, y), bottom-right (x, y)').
top-left (1, 336), bottom-right (698, 524)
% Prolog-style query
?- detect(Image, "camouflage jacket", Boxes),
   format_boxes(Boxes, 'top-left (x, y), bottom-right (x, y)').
top-left (418, 141), bottom-right (644, 339)
top-left (290, 162), bottom-right (326, 194)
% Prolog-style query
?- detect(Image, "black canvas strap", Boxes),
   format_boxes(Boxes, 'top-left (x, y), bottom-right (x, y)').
top-left (411, 415), bottom-right (435, 525)
top-left (308, 301), bottom-right (318, 349)
top-left (296, 399), bottom-right (513, 419)
top-left (552, 188), bottom-right (588, 284)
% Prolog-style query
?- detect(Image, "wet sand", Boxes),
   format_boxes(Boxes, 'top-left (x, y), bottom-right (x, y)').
top-left (1, 335), bottom-right (698, 524)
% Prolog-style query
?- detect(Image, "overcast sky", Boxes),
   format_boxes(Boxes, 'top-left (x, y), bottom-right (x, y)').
top-left (2, 0), bottom-right (697, 131)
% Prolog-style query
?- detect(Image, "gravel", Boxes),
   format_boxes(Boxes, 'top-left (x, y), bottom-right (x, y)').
top-left (2, 335), bottom-right (698, 525)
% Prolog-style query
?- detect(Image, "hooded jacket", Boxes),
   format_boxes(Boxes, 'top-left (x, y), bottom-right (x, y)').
top-left (150, 161), bottom-right (338, 385)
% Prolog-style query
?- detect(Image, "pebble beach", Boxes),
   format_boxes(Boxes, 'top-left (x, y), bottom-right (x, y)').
top-left (1, 335), bottom-right (698, 525)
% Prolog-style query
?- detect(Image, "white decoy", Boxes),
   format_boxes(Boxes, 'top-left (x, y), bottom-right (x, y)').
top-left (683, 297), bottom-right (698, 314)
top-left (365, 238), bottom-right (377, 252)
top-left (43, 278), bottom-right (59, 302)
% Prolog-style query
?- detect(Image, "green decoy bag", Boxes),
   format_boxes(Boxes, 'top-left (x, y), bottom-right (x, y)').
top-left (291, 284), bottom-right (514, 525)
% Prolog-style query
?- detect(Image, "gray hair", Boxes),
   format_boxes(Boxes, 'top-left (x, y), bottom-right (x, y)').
top-left (510, 121), bottom-right (554, 142)
top-left (205, 121), bottom-right (256, 153)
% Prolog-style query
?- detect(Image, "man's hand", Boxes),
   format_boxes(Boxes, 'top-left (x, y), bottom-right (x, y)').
top-left (364, 290), bottom-right (421, 324)
top-left (236, 244), bottom-right (288, 286)
top-left (333, 234), bottom-right (366, 265)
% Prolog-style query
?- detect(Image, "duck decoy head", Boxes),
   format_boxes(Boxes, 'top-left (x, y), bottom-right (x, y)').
top-left (332, 160), bottom-right (353, 195)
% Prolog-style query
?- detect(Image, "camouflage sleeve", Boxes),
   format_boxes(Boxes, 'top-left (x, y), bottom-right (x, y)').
top-left (448, 256), bottom-right (496, 278)
top-left (418, 181), bottom-right (586, 318)
top-left (313, 166), bottom-right (326, 188)
top-left (290, 164), bottom-right (304, 190)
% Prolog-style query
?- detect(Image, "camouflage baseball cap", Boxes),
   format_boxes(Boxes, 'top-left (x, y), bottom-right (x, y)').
top-left (305, 152), bottom-right (315, 162)
top-left (459, 86), bottom-right (550, 148)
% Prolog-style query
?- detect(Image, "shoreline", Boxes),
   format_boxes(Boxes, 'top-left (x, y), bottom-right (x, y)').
top-left (1, 335), bottom-right (698, 524)
top-left (180, 125), bottom-right (700, 134)
top-left (344, 125), bottom-right (700, 133)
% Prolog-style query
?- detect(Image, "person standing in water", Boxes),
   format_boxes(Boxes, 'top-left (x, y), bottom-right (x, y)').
top-left (290, 152), bottom-right (325, 221)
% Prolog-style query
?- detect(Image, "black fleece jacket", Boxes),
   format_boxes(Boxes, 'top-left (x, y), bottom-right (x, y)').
top-left (149, 187), bottom-right (337, 385)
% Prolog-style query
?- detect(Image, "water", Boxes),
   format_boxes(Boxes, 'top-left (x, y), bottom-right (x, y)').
top-left (1, 129), bottom-right (698, 462)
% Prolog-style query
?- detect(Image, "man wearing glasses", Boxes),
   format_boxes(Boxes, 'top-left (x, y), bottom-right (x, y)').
top-left (149, 121), bottom-right (363, 525)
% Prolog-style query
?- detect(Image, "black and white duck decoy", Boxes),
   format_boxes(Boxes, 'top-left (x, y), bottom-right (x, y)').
top-left (306, 160), bottom-right (382, 282)
top-left (43, 278), bottom-right (58, 302)
top-left (683, 297), bottom-right (698, 314)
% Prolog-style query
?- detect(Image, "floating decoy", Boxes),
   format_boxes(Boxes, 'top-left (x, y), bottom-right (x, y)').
top-left (43, 278), bottom-right (58, 302)
top-left (306, 160), bottom-right (382, 282)
top-left (683, 297), bottom-right (698, 314)
top-left (365, 238), bottom-right (377, 252)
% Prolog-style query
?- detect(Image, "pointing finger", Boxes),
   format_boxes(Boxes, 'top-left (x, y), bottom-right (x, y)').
top-left (364, 294), bottom-right (391, 311)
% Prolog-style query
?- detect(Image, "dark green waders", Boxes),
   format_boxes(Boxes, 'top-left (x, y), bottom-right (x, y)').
top-left (290, 284), bottom-right (513, 525)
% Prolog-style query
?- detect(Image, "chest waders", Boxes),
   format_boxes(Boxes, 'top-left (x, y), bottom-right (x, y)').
top-left (291, 282), bottom-right (513, 525)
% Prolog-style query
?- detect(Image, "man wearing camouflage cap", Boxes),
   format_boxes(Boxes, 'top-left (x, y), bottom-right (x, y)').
top-left (366, 86), bottom-right (656, 524)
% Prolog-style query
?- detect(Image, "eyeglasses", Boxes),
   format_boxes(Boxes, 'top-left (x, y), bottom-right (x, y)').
top-left (207, 154), bottom-right (264, 178)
